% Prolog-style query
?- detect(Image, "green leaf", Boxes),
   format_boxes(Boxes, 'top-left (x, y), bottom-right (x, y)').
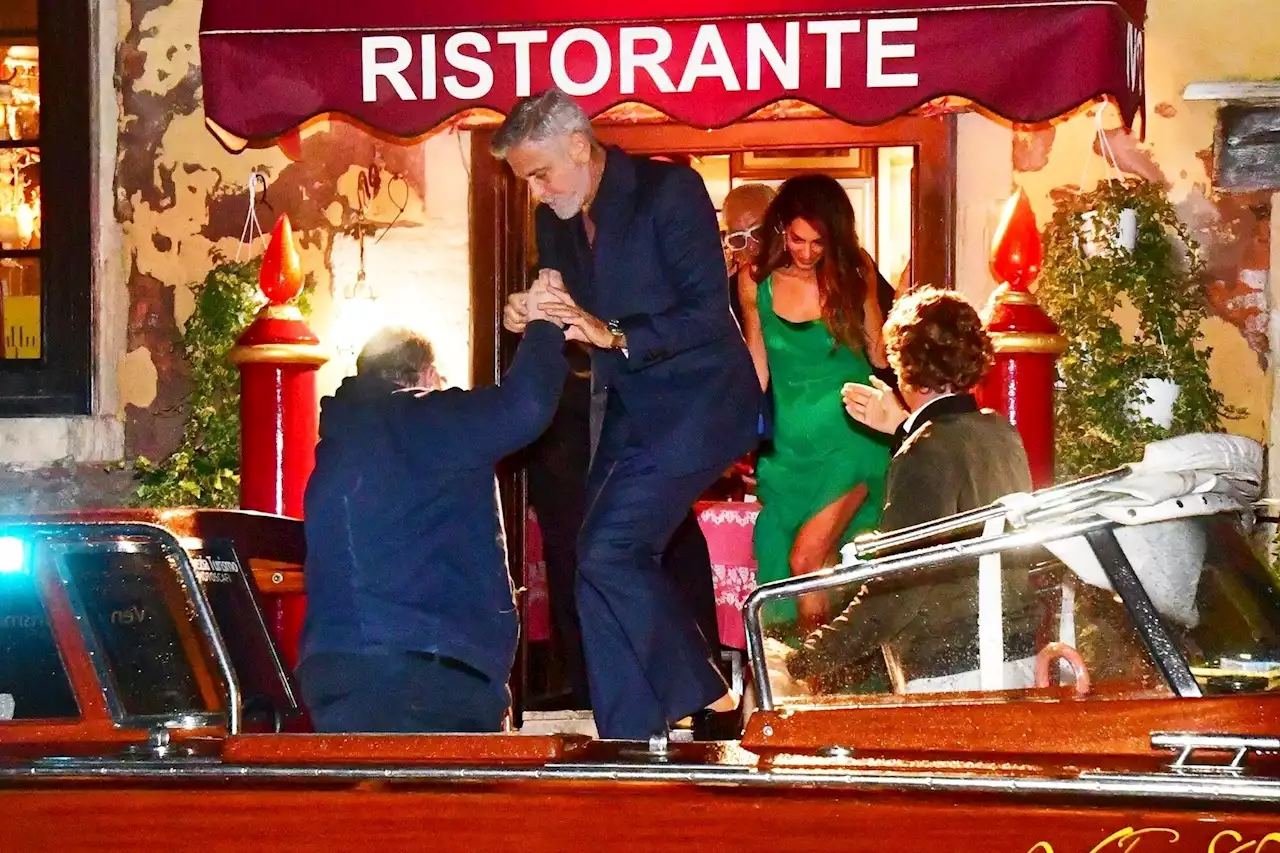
top-left (131, 258), bottom-right (313, 509)
top-left (1038, 178), bottom-right (1244, 480)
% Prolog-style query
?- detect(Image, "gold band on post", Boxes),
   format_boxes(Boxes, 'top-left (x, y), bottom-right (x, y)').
top-left (228, 343), bottom-right (330, 365)
top-left (989, 331), bottom-right (1069, 355)
top-left (991, 290), bottom-right (1040, 306)
top-left (262, 304), bottom-right (305, 321)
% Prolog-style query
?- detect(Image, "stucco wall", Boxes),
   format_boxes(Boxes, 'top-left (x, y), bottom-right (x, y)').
top-left (0, 0), bottom-right (474, 511)
top-left (955, 0), bottom-right (1280, 446)
top-left (115, 0), bottom-right (474, 466)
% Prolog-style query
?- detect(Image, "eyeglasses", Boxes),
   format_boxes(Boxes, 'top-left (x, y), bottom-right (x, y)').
top-left (722, 226), bottom-right (762, 252)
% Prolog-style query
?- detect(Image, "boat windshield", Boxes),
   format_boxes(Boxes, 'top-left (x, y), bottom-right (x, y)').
top-left (53, 533), bottom-right (227, 724)
top-left (755, 532), bottom-right (1173, 708)
top-left (756, 506), bottom-right (1280, 708)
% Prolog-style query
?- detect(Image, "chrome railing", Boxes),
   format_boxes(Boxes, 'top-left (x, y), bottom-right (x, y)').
top-left (848, 467), bottom-right (1131, 560)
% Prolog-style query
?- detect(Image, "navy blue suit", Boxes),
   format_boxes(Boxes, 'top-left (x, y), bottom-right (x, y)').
top-left (535, 147), bottom-right (760, 738)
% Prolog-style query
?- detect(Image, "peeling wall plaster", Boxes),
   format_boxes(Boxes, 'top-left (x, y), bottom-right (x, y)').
top-left (996, 0), bottom-right (1280, 443)
top-left (112, 0), bottom-right (470, 470)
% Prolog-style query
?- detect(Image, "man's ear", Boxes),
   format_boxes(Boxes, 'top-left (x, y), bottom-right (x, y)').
top-left (567, 131), bottom-right (593, 166)
top-left (421, 365), bottom-right (442, 390)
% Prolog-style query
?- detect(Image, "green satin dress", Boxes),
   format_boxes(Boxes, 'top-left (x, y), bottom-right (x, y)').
top-left (753, 276), bottom-right (893, 624)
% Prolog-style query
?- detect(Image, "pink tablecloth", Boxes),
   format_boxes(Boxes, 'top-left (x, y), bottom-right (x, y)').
top-left (522, 501), bottom-right (761, 649)
top-left (696, 500), bottom-right (761, 649)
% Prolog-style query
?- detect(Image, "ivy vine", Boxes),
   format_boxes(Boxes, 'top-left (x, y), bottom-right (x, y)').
top-left (1037, 178), bottom-right (1243, 479)
top-left (133, 259), bottom-right (265, 508)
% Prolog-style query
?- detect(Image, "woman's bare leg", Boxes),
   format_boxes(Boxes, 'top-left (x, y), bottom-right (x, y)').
top-left (789, 483), bottom-right (870, 632)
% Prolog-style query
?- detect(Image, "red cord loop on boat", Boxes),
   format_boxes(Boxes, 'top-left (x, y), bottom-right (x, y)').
top-left (1035, 642), bottom-right (1092, 697)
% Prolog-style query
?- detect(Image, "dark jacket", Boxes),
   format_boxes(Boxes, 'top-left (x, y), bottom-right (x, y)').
top-left (789, 395), bottom-right (1034, 682)
top-left (535, 146), bottom-right (760, 475)
top-left (299, 321), bottom-right (568, 683)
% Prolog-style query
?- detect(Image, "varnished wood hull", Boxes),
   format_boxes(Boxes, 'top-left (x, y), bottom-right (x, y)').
top-left (2, 780), bottom-right (1278, 852)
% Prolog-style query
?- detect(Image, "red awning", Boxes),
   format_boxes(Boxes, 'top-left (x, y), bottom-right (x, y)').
top-left (199, 0), bottom-right (1146, 145)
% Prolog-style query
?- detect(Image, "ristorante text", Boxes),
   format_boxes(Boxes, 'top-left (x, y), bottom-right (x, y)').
top-left (361, 18), bottom-right (921, 102)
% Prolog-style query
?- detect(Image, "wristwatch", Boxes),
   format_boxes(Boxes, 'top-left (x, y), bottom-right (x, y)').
top-left (606, 319), bottom-right (626, 350)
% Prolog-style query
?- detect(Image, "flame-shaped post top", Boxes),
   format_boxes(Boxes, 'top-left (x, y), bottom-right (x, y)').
top-left (258, 215), bottom-right (304, 305)
top-left (990, 187), bottom-right (1042, 292)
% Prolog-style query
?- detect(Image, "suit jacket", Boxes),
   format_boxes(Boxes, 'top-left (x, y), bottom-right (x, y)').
top-left (788, 395), bottom-right (1036, 683)
top-left (535, 147), bottom-right (761, 476)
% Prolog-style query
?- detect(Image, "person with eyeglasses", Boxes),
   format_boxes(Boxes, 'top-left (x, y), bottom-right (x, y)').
top-left (722, 183), bottom-right (776, 333)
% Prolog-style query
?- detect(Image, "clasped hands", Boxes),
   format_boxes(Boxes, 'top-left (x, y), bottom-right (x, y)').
top-left (502, 269), bottom-right (615, 348)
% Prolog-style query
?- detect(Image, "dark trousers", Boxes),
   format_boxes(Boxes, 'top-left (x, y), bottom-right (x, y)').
top-left (576, 403), bottom-right (728, 739)
top-left (298, 651), bottom-right (509, 734)
top-left (528, 382), bottom-right (721, 712)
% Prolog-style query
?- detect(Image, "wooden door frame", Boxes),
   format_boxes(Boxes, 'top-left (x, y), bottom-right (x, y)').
top-left (468, 129), bottom-right (536, 714)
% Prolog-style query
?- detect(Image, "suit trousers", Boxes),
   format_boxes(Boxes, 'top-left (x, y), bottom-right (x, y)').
top-left (577, 394), bottom-right (729, 739)
top-left (298, 651), bottom-right (510, 734)
top-left (529, 379), bottom-right (725, 711)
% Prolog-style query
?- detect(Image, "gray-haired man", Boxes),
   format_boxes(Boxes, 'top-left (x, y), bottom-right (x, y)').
top-left (299, 300), bottom-right (569, 733)
top-left (495, 88), bottom-right (760, 740)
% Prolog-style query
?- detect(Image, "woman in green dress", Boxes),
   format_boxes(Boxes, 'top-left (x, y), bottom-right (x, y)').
top-left (738, 174), bottom-right (893, 629)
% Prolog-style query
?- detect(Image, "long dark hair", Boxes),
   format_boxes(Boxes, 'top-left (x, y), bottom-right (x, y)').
top-left (754, 173), bottom-right (871, 353)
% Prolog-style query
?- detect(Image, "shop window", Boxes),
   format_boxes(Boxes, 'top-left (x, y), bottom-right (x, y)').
top-left (0, 0), bottom-right (91, 414)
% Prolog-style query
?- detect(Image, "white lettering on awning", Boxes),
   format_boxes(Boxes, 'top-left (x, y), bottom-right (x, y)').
top-left (867, 18), bottom-right (919, 88)
top-left (806, 20), bottom-right (862, 90)
top-left (497, 30), bottom-right (549, 98)
top-left (421, 34), bottom-right (437, 99)
top-left (619, 27), bottom-right (676, 94)
top-left (444, 32), bottom-right (493, 99)
top-left (679, 24), bottom-right (740, 93)
top-left (359, 17), bottom-right (920, 104)
top-left (746, 22), bottom-right (799, 90)
top-left (362, 35), bottom-right (416, 101)
top-left (551, 28), bottom-right (613, 97)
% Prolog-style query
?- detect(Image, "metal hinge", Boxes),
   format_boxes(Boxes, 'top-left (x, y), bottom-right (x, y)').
top-left (1152, 733), bottom-right (1280, 775)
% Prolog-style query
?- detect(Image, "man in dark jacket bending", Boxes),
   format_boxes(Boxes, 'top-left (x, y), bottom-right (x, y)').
top-left (297, 302), bottom-right (568, 733)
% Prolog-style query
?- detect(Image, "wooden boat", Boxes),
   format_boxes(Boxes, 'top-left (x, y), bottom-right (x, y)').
top-left (2, 436), bottom-right (1278, 851)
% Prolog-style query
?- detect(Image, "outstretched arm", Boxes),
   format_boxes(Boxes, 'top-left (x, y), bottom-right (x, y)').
top-left (391, 321), bottom-right (569, 468)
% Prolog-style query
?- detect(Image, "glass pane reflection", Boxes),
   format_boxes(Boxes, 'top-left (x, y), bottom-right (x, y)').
top-left (760, 540), bottom-right (1171, 707)
top-left (0, 44), bottom-right (40, 141)
top-left (0, 145), bottom-right (38, 250)
top-left (0, 256), bottom-right (39, 359)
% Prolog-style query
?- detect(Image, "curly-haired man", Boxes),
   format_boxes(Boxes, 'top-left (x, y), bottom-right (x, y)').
top-left (781, 287), bottom-right (1033, 687)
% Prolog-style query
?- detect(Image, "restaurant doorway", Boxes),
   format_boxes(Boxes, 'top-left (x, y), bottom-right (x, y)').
top-left (468, 114), bottom-right (957, 714)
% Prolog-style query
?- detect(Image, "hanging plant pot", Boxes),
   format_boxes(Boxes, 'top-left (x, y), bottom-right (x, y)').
top-left (1079, 208), bottom-right (1138, 257)
top-left (1128, 377), bottom-right (1181, 429)
top-left (1116, 207), bottom-right (1138, 252)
